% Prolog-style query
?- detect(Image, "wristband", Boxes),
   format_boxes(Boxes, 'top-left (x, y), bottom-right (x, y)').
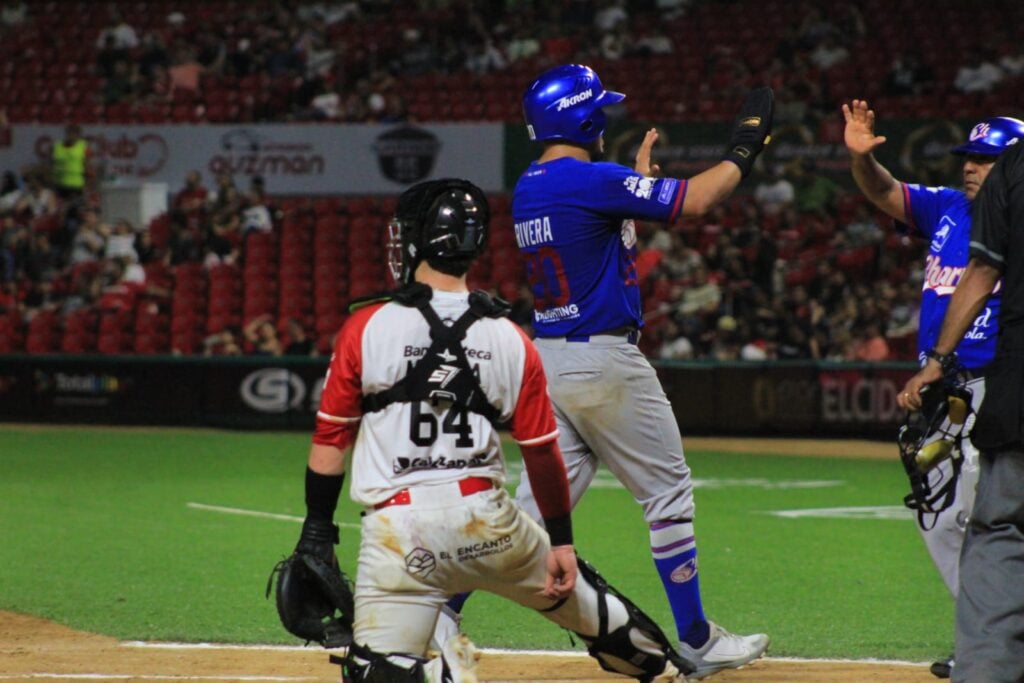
top-left (543, 514), bottom-right (573, 547)
top-left (305, 467), bottom-right (344, 521)
top-left (925, 349), bottom-right (958, 374)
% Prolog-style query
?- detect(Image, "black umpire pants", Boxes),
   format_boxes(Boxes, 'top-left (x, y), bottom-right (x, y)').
top-left (954, 447), bottom-right (1024, 682)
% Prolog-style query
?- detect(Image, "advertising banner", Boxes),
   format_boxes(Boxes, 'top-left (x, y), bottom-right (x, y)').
top-left (0, 356), bottom-right (917, 437)
top-left (0, 122), bottom-right (505, 195)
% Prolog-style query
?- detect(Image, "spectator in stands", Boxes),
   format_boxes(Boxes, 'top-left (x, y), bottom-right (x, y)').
top-left (95, 11), bottom-right (138, 50)
top-left (677, 264), bottom-right (722, 317)
top-left (203, 327), bottom-right (243, 356)
top-left (883, 52), bottom-right (934, 96)
top-left (0, 170), bottom-right (21, 213)
top-left (954, 48), bottom-right (1004, 94)
top-left (842, 203), bottom-right (884, 246)
top-left (97, 35), bottom-right (128, 80)
top-left (0, 0), bottom-right (26, 30)
top-left (308, 79), bottom-right (341, 120)
top-left (69, 208), bottom-right (107, 265)
top-left (50, 124), bottom-right (91, 204)
top-left (464, 37), bottom-right (506, 74)
top-left (103, 59), bottom-right (140, 105)
top-left (594, 0), bottom-right (628, 32)
top-left (169, 46), bottom-right (204, 95)
top-left (244, 313), bottom-right (282, 356)
top-left (809, 34), bottom-right (849, 72)
top-left (13, 172), bottom-right (57, 219)
top-left (996, 39), bottom-right (1024, 78)
top-left (848, 321), bottom-right (890, 361)
top-left (209, 173), bottom-right (241, 216)
top-left (24, 231), bottom-right (58, 284)
top-left (657, 318), bottom-right (695, 360)
top-left (599, 24), bottom-right (629, 61)
top-left (104, 219), bottom-right (139, 263)
top-left (793, 159), bottom-right (840, 216)
top-left (283, 318), bottom-right (315, 356)
top-left (138, 32), bottom-right (170, 81)
top-left (505, 24), bottom-right (541, 62)
top-left (753, 163), bottom-right (795, 216)
top-left (392, 27), bottom-right (436, 76)
top-left (175, 171), bottom-right (208, 214)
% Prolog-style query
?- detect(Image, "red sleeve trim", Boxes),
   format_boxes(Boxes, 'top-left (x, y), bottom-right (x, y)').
top-left (668, 179), bottom-right (688, 223)
top-left (509, 324), bottom-right (558, 444)
top-left (900, 182), bottom-right (916, 232)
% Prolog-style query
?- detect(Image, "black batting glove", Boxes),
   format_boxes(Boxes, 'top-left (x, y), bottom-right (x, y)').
top-left (296, 517), bottom-right (340, 565)
top-left (723, 86), bottom-right (774, 178)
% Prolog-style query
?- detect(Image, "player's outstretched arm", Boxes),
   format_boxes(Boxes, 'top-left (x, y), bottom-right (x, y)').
top-left (681, 86), bottom-right (773, 217)
top-left (843, 99), bottom-right (906, 222)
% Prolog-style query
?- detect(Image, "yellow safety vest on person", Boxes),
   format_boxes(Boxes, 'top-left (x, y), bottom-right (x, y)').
top-left (52, 139), bottom-right (87, 190)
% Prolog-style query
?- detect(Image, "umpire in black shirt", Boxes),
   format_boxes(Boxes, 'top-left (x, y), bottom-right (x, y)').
top-left (900, 141), bottom-right (1024, 681)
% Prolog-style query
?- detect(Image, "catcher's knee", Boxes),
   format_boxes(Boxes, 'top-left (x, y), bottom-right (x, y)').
top-left (571, 556), bottom-right (695, 681)
top-left (332, 644), bottom-right (427, 683)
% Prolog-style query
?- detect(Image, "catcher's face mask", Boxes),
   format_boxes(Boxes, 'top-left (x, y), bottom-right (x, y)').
top-left (387, 179), bottom-right (490, 286)
top-left (897, 375), bottom-right (975, 519)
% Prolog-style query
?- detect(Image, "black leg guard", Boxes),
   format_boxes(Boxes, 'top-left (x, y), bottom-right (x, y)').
top-left (331, 643), bottom-right (432, 683)
top-left (574, 556), bottom-right (696, 681)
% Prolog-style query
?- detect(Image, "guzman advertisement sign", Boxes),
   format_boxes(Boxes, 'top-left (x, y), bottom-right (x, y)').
top-left (0, 123), bottom-right (504, 194)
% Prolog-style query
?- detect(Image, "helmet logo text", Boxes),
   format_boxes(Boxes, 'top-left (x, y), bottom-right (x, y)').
top-left (555, 88), bottom-right (594, 111)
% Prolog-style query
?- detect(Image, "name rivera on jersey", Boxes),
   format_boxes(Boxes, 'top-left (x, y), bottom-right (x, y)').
top-left (513, 216), bottom-right (553, 248)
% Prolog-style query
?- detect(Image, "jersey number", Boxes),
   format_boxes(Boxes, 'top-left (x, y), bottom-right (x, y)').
top-left (525, 247), bottom-right (572, 309)
top-left (409, 401), bottom-right (475, 448)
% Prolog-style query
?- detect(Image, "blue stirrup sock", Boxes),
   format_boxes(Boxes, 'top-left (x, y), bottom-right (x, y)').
top-left (650, 520), bottom-right (710, 647)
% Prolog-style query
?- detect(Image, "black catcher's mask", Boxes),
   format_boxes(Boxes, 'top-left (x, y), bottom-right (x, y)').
top-left (387, 178), bottom-right (490, 285)
top-left (897, 371), bottom-right (975, 524)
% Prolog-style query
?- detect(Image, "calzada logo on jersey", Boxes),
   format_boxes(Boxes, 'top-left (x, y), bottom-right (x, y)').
top-left (931, 215), bottom-right (955, 252)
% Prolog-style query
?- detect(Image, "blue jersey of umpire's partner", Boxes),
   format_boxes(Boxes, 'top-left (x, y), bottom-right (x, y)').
top-left (902, 182), bottom-right (1001, 370)
top-left (513, 157), bottom-right (686, 338)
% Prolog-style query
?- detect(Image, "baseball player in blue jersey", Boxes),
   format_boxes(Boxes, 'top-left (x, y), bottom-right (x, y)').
top-left (500, 63), bottom-right (773, 678)
top-left (844, 99), bottom-right (1024, 679)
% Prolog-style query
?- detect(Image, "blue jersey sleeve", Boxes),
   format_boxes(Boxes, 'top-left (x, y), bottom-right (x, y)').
top-left (586, 162), bottom-right (686, 224)
top-left (902, 184), bottom-right (962, 239)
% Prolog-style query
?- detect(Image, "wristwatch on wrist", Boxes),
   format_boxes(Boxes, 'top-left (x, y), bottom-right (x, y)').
top-left (925, 349), bottom-right (958, 374)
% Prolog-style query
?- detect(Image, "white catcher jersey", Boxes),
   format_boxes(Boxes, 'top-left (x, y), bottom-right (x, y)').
top-left (316, 290), bottom-right (558, 507)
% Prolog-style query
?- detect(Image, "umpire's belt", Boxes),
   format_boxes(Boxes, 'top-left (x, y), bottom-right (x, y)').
top-left (372, 476), bottom-right (496, 510)
top-left (564, 326), bottom-right (639, 345)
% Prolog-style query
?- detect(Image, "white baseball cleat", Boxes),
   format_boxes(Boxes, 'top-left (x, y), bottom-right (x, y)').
top-left (675, 622), bottom-right (769, 679)
top-left (441, 633), bottom-right (480, 683)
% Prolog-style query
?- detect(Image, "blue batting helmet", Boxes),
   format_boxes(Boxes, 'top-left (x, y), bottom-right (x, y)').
top-left (522, 64), bottom-right (625, 144)
top-left (951, 117), bottom-right (1024, 156)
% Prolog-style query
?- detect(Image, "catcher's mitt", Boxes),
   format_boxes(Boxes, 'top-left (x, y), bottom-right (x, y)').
top-left (267, 520), bottom-right (354, 648)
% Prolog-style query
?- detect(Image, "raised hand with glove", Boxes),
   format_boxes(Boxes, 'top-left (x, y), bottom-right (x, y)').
top-left (723, 86), bottom-right (775, 178)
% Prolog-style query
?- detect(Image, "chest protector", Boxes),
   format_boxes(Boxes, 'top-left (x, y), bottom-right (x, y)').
top-left (358, 284), bottom-right (511, 423)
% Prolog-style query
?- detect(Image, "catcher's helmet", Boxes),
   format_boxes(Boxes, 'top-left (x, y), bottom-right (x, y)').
top-left (897, 371), bottom-right (975, 524)
top-left (522, 64), bottom-right (625, 144)
top-left (951, 116), bottom-right (1024, 156)
top-left (387, 178), bottom-right (489, 285)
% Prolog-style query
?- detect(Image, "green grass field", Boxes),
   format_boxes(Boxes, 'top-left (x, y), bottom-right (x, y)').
top-left (0, 426), bottom-right (952, 662)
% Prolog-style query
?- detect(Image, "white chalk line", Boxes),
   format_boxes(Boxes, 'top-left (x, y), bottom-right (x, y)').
top-left (186, 502), bottom-right (360, 530)
top-left (123, 640), bottom-right (931, 667)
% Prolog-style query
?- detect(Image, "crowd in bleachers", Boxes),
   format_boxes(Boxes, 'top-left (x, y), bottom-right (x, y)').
top-left (2, 0), bottom-right (1023, 125)
top-left (10, 0), bottom-right (1024, 358)
top-left (0, 145), bottom-right (926, 361)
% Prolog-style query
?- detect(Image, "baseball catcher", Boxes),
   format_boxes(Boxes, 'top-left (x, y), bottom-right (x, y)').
top-left (267, 516), bottom-right (354, 649)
